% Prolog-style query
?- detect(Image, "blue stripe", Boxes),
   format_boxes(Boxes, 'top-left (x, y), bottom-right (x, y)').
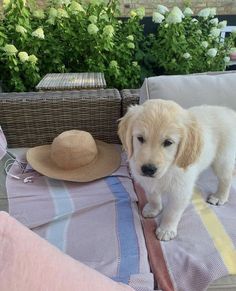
top-left (46, 178), bottom-right (74, 251)
top-left (106, 176), bottom-right (139, 284)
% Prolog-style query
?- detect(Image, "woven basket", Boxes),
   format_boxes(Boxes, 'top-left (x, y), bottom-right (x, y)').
top-left (0, 89), bottom-right (120, 147)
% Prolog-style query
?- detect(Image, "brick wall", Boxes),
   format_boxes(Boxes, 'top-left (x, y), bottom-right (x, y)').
top-left (1, 0), bottom-right (236, 16)
top-left (121, 0), bottom-right (236, 16)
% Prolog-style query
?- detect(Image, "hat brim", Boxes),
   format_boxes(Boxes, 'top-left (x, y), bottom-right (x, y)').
top-left (26, 140), bottom-right (121, 182)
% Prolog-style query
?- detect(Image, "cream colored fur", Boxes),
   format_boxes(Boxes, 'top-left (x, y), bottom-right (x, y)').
top-left (118, 99), bottom-right (236, 241)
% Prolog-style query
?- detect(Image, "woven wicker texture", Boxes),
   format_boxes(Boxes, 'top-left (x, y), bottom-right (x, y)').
top-left (120, 89), bottom-right (140, 116)
top-left (0, 89), bottom-right (120, 147)
top-left (36, 72), bottom-right (107, 91)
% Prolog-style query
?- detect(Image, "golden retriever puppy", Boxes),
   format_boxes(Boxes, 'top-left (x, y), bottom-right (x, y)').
top-left (118, 99), bottom-right (236, 241)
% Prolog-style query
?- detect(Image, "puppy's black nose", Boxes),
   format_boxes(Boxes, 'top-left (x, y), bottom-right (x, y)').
top-left (141, 164), bottom-right (157, 177)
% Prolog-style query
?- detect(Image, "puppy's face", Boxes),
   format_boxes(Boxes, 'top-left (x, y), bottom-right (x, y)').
top-left (118, 99), bottom-right (202, 179)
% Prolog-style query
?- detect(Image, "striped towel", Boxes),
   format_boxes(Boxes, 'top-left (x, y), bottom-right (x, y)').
top-left (135, 165), bottom-right (236, 291)
top-left (0, 127), bottom-right (154, 291)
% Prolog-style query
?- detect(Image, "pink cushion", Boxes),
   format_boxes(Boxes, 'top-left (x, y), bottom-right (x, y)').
top-left (0, 211), bottom-right (134, 291)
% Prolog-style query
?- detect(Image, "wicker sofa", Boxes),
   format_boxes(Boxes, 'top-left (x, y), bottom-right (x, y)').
top-left (0, 89), bottom-right (125, 147)
top-left (1, 85), bottom-right (236, 291)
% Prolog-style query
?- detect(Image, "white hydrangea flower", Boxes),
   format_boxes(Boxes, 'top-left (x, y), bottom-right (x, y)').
top-left (33, 9), bottom-right (45, 19)
top-left (209, 8), bottom-right (217, 17)
top-left (103, 25), bottom-right (114, 38)
top-left (130, 10), bottom-right (137, 18)
top-left (152, 12), bottom-right (165, 24)
top-left (3, 0), bottom-right (10, 9)
top-left (69, 1), bottom-right (85, 14)
top-left (230, 47), bottom-right (236, 53)
top-left (198, 8), bottom-right (211, 18)
top-left (100, 13), bottom-right (109, 21)
top-left (201, 41), bottom-right (208, 48)
top-left (89, 15), bottom-right (98, 23)
top-left (183, 7), bottom-right (193, 17)
top-left (166, 7), bottom-right (184, 24)
top-left (209, 18), bottom-right (219, 26)
top-left (191, 18), bottom-right (198, 23)
top-left (32, 28), bottom-right (45, 39)
top-left (218, 20), bottom-right (227, 29)
top-left (57, 8), bottom-right (69, 18)
top-left (183, 52), bottom-right (191, 59)
top-left (87, 24), bottom-right (99, 35)
top-left (127, 35), bottom-right (134, 41)
top-left (207, 48), bottom-right (217, 57)
top-left (157, 4), bottom-right (169, 15)
top-left (127, 42), bottom-right (135, 49)
top-left (47, 18), bottom-right (55, 25)
top-left (136, 7), bottom-right (145, 19)
top-left (16, 25), bottom-right (27, 34)
top-left (132, 61), bottom-right (138, 66)
top-left (4, 44), bottom-right (18, 56)
top-left (49, 8), bottom-right (58, 18)
top-left (210, 27), bottom-right (221, 38)
top-left (109, 60), bottom-right (118, 68)
top-left (224, 56), bottom-right (230, 63)
top-left (18, 51), bottom-right (29, 62)
top-left (28, 54), bottom-right (38, 64)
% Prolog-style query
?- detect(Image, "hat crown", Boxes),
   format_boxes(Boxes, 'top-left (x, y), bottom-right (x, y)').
top-left (50, 130), bottom-right (98, 170)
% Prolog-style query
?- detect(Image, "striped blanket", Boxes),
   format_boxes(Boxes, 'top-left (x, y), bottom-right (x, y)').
top-left (0, 127), bottom-right (154, 291)
top-left (1, 126), bottom-right (236, 291)
top-left (135, 165), bottom-right (236, 291)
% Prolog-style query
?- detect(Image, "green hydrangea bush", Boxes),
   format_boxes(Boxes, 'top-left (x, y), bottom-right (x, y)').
top-left (0, 0), bottom-right (145, 91)
top-left (0, 0), bottom-right (41, 91)
top-left (150, 5), bottom-right (236, 75)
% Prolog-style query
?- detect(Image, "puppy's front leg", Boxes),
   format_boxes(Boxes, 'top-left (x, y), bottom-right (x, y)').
top-left (156, 188), bottom-right (192, 241)
top-left (142, 191), bottom-right (162, 218)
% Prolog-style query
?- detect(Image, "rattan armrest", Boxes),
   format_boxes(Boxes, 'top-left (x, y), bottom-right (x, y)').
top-left (120, 89), bottom-right (140, 116)
top-left (0, 89), bottom-right (121, 147)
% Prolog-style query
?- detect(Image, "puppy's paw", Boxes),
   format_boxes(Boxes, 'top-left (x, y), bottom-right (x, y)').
top-left (156, 227), bottom-right (177, 241)
top-left (207, 194), bottom-right (228, 206)
top-left (142, 203), bottom-right (161, 218)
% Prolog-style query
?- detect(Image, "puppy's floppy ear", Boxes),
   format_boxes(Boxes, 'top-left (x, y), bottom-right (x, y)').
top-left (118, 105), bottom-right (139, 158)
top-left (175, 114), bottom-right (203, 169)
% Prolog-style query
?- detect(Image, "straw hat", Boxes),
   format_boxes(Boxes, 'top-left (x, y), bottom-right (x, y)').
top-left (26, 130), bottom-right (121, 182)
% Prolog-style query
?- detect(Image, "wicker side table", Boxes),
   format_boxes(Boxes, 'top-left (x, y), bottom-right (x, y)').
top-left (36, 72), bottom-right (107, 91)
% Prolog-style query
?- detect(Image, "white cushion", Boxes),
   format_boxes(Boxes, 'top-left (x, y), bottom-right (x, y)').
top-left (140, 71), bottom-right (236, 109)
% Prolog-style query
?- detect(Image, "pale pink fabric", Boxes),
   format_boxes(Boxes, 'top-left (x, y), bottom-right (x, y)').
top-left (0, 211), bottom-right (134, 291)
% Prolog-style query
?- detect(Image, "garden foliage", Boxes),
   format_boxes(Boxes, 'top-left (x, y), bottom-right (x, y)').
top-left (0, 1), bottom-right (235, 92)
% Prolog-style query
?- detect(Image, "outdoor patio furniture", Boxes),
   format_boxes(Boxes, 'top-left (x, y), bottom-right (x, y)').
top-left (1, 73), bottom-right (236, 291)
top-left (36, 72), bottom-right (107, 91)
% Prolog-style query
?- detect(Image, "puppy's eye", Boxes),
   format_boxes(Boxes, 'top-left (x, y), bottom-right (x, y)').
top-left (137, 136), bottom-right (145, 144)
top-left (163, 139), bottom-right (173, 147)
